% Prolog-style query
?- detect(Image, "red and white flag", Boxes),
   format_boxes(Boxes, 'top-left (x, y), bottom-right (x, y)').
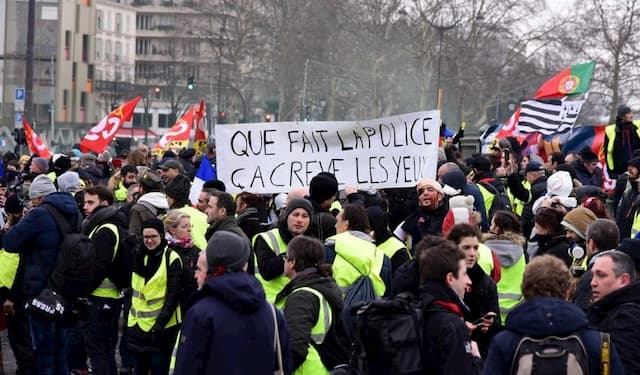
top-left (23, 118), bottom-right (52, 158)
top-left (153, 106), bottom-right (194, 152)
top-left (80, 96), bottom-right (141, 154)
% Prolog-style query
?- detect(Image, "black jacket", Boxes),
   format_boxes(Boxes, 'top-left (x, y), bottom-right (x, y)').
top-left (572, 160), bottom-right (603, 188)
top-left (167, 242), bottom-right (201, 311)
top-left (603, 119), bottom-right (640, 177)
top-left (400, 202), bottom-right (449, 247)
top-left (507, 174), bottom-right (547, 237)
top-left (465, 264), bottom-right (500, 357)
top-left (589, 282), bottom-right (640, 374)
top-left (275, 269), bottom-right (349, 371)
top-left (422, 281), bottom-right (483, 375)
top-left (616, 180), bottom-right (640, 238)
top-left (533, 232), bottom-right (571, 268)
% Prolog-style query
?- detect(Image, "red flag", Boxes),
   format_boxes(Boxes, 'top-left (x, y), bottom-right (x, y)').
top-left (23, 118), bottom-right (52, 158)
top-left (80, 96), bottom-right (141, 154)
top-left (194, 100), bottom-right (207, 154)
top-left (153, 106), bottom-right (194, 151)
top-left (495, 107), bottom-right (521, 139)
top-left (534, 62), bottom-right (596, 99)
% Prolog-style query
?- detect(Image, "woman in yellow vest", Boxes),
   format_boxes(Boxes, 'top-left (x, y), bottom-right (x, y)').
top-left (275, 235), bottom-right (349, 374)
top-left (254, 198), bottom-right (313, 302)
top-left (128, 218), bottom-right (183, 375)
top-left (483, 210), bottom-right (526, 325)
top-left (366, 205), bottom-right (411, 273)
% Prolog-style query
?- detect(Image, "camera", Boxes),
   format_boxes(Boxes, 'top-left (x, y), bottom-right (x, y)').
top-left (571, 266), bottom-right (587, 278)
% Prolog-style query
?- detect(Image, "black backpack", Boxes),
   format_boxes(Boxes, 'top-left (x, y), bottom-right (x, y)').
top-left (43, 204), bottom-right (98, 300)
top-left (510, 332), bottom-right (610, 375)
top-left (478, 181), bottom-right (512, 218)
top-left (108, 225), bottom-right (137, 291)
top-left (354, 292), bottom-right (427, 375)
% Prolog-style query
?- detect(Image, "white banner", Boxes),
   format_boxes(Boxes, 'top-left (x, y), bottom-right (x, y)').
top-left (216, 111), bottom-right (440, 194)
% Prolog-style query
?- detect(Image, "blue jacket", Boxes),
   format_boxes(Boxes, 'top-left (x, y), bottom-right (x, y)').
top-left (4, 193), bottom-right (79, 298)
top-left (483, 297), bottom-right (624, 375)
top-left (173, 272), bottom-right (292, 375)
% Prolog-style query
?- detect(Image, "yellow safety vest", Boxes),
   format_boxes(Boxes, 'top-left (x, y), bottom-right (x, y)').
top-left (277, 287), bottom-right (332, 375)
top-left (178, 205), bottom-right (208, 251)
top-left (0, 249), bottom-right (19, 289)
top-left (631, 210), bottom-right (640, 238)
top-left (253, 228), bottom-right (291, 303)
top-left (46, 171), bottom-right (57, 182)
top-left (128, 248), bottom-right (182, 331)
top-left (605, 122), bottom-right (640, 172)
top-left (330, 200), bottom-right (343, 214)
top-left (89, 223), bottom-right (120, 299)
top-left (377, 236), bottom-right (411, 260)
top-left (114, 181), bottom-right (128, 202)
top-left (477, 184), bottom-right (495, 219)
top-left (330, 232), bottom-right (386, 297)
top-left (508, 181), bottom-right (530, 217)
top-left (497, 254), bottom-right (526, 325)
top-left (477, 243), bottom-right (494, 278)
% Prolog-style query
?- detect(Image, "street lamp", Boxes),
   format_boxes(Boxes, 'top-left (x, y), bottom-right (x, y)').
top-left (428, 6), bottom-right (456, 111)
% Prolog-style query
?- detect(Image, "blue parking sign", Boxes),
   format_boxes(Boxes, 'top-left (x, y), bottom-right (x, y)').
top-left (15, 88), bottom-right (25, 101)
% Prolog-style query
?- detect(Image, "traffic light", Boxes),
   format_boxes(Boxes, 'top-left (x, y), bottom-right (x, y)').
top-left (264, 113), bottom-right (272, 122)
top-left (187, 76), bottom-right (195, 90)
top-left (154, 86), bottom-right (161, 98)
top-left (217, 111), bottom-right (227, 124)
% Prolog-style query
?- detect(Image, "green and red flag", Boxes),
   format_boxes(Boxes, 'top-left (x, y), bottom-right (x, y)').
top-left (534, 61), bottom-right (596, 99)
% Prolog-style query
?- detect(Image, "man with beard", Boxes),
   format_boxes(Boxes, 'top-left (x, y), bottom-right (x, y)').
top-left (616, 157), bottom-right (640, 238)
top-left (112, 165), bottom-right (138, 205)
top-left (393, 179), bottom-right (448, 250)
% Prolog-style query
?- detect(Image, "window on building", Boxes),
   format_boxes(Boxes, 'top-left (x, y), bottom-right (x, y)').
top-left (158, 113), bottom-right (170, 128)
top-left (80, 92), bottom-right (87, 110)
top-left (82, 34), bottom-right (89, 62)
top-left (136, 39), bottom-right (150, 55)
top-left (72, 62), bottom-right (77, 81)
top-left (97, 10), bottom-right (103, 31)
top-left (136, 14), bottom-right (151, 30)
top-left (115, 41), bottom-right (122, 62)
top-left (88, 64), bottom-right (94, 80)
top-left (115, 13), bottom-right (122, 33)
top-left (95, 38), bottom-right (102, 59)
top-left (105, 40), bottom-right (112, 60)
top-left (75, 5), bottom-right (80, 32)
top-left (65, 31), bottom-right (71, 60)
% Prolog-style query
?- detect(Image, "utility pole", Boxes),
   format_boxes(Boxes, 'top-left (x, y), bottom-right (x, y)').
top-left (25, 0), bottom-right (36, 122)
top-left (301, 58), bottom-right (309, 119)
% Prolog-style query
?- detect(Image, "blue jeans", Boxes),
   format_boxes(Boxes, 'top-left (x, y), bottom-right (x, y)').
top-left (83, 296), bottom-right (122, 375)
top-left (28, 314), bottom-right (68, 375)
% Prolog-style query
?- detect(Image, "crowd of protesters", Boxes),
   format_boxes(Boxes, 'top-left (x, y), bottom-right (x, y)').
top-left (0, 105), bottom-right (639, 375)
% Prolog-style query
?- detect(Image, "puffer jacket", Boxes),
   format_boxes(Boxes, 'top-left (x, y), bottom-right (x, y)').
top-left (4, 192), bottom-right (80, 298)
top-left (484, 297), bottom-right (624, 374)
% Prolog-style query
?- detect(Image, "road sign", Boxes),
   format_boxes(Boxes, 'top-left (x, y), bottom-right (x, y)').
top-left (15, 113), bottom-right (23, 129)
top-left (15, 88), bottom-right (25, 112)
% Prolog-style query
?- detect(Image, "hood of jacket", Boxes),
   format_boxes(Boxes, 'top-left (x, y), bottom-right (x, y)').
top-left (275, 269), bottom-right (344, 310)
top-left (590, 282), bottom-right (640, 321)
top-left (42, 192), bottom-right (79, 217)
top-left (483, 232), bottom-right (525, 267)
top-left (82, 205), bottom-right (128, 235)
top-left (506, 297), bottom-right (589, 337)
top-left (138, 192), bottom-right (169, 210)
top-left (197, 272), bottom-right (266, 313)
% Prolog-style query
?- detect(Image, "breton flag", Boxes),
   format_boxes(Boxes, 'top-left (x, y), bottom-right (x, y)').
top-left (189, 158), bottom-right (217, 205)
top-left (517, 99), bottom-right (584, 135)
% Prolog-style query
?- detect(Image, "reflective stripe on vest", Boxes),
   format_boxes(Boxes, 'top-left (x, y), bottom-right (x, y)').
top-left (477, 243), bottom-right (494, 278)
top-left (254, 228), bottom-right (290, 303)
top-left (279, 286), bottom-right (332, 374)
top-left (114, 181), bottom-right (128, 202)
top-left (128, 248), bottom-right (182, 331)
top-left (497, 254), bottom-right (526, 325)
top-left (330, 232), bottom-right (386, 297)
top-left (377, 236), bottom-right (410, 260)
top-left (0, 249), bottom-right (19, 289)
top-left (89, 223), bottom-right (120, 299)
top-left (605, 123), bottom-right (640, 171)
top-left (477, 184), bottom-right (494, 219)
top-left (169, 329), bottom-right (181, 374)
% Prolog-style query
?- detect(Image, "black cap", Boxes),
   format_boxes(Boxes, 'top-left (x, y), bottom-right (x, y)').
top-left (579, 147), bottom-right (598, 163)
top-left (158, 159), bottom-right (183, 171)
top-left (617, 104), bottom-right (632, 118)
top-left (471, 156), bottom-right (491, 173)
top-left (525, 161), bottom-right (545, 173)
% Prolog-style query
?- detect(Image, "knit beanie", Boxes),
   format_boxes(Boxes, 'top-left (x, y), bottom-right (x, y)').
top-left (284, 198), bottom-right (314, 219)
top-left (617, 104), bottom-right (632, 119)
top-left (164, 174), bottom-right (191, 201)
top-left (561, 206), bottom-right (597, 240)
top-left (5, 194), bottom-right (23, 214)
top-left (142, 218), bottom-right (165, 238)
top-left (57, 171), bottom-right (81, 193)
top-left (206, 231), bottom-right (251, 274)
top-left (52, 154), bottom-right (71, 175)
top-left (579, 147), bottom-right (598, 163)
top-left (440, 170), bottom-right (466, 196)
top-left (309, 173), bottom-right (339, 203)
top-left (29, 174), bottom-right (56, 199)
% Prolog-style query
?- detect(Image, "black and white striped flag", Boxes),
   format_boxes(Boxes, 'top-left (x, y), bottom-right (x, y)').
top-left (517, 99), bottom-right (584, 135)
